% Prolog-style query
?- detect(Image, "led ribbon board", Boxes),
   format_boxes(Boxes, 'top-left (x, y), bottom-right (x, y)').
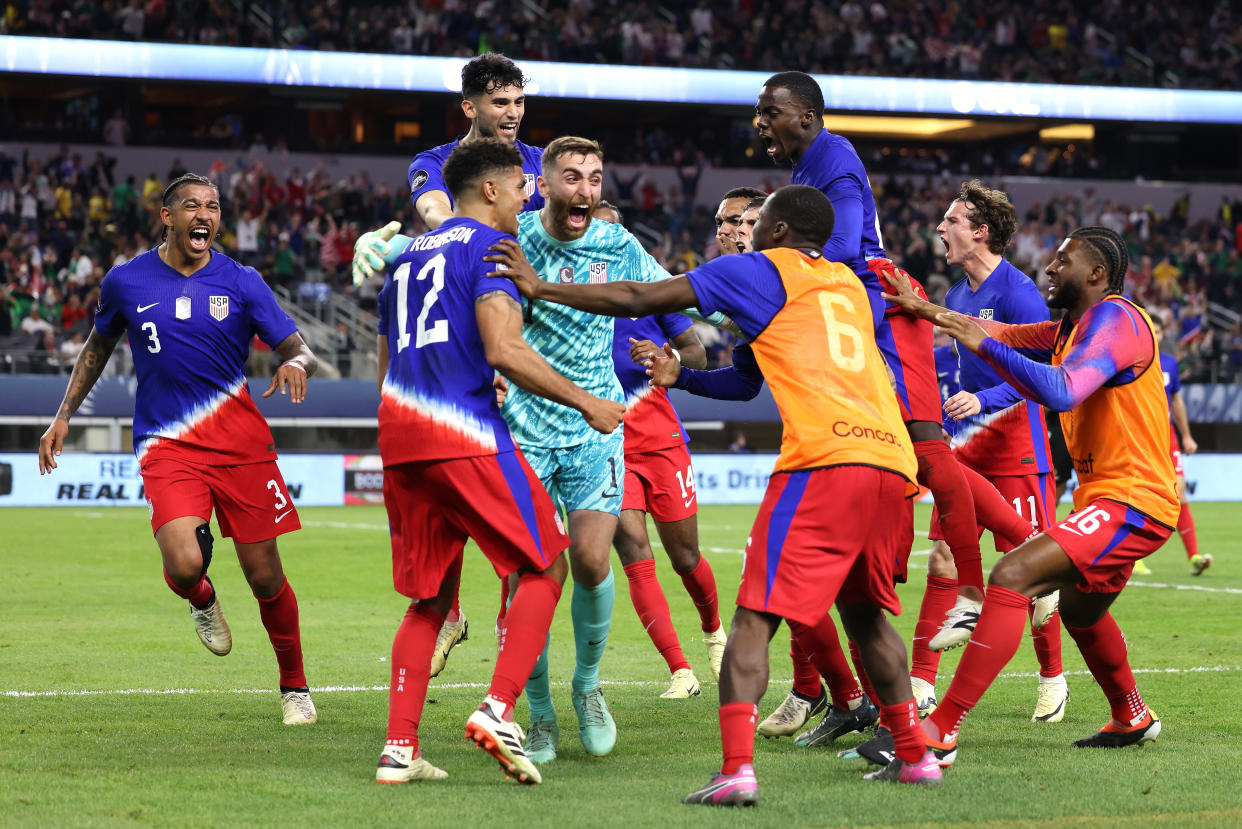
top-left (3, 35), bottom-right (1241, 123)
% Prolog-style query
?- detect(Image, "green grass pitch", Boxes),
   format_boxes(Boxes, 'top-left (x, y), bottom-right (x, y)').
top-left (2, 502), bottom-right (1240, 828)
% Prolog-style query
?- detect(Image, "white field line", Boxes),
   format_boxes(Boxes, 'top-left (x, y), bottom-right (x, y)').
top-left (6, 665), bottom-right (1240, 699)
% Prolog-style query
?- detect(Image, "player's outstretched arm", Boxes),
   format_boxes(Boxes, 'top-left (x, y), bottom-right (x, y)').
top-left (415, 191), bottom-right (453, 232)
top-left (629, 329), bottom-right (707, 371)
top-left (648, 342), bottom-right (765, 401)
top-left (477, 290), bottom-right (625, 434)
top-left (352, 221), bottom-right (408, 286)
top-left (264, 332), bottom-right (318, 403)
top-left (39, 327), bottom-right (122, 474)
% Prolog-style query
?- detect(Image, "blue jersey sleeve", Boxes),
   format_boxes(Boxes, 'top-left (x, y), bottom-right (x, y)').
top-left (674, 343), bottom-right (764, 400)
top-left (409, 148), bottom-right (448, 208)
top-left (657, 313), bottom-right (693, 342)
top-left (684, 254), bottom-right (784, 342)
top-left (821, 178), bottom-right (864, 265)
top-left (1162, 353), bottom-right (1181, 395)
top-left (242, 269), bottom-right (299, 348)
top-left (93, 269), bottom-right (126, 338)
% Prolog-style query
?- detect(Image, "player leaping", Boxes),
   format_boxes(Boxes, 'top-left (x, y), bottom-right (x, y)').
top-left (884, 226), bottom-right (1176, 762)
top-left (39, 173), bottom-right (320, 726)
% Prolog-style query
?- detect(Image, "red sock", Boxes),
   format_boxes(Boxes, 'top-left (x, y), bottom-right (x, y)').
top-left (1177, 503), bottom-right (1199, 560)
top-left (679, 556), bottom-right (721, 632)
top-left (386, 602), bottom-right (443, 748)
top-left (790, 615), bottom-right (862, 709)
top-left (623, 560), bottom-right (691, 674)
top-left (256, 578), bottom-right (307, 689)
top-left (911, 575), bottom-right (957, 685)
top-left (930, 584), bottom-right (1031, 741)
top-left (1030, 607), bottom-right (1064, 678)
top-left (1064, 613), bottom-right (1148, 726)
top-left (719, 702), bottom-right (758, 774)
top-left (916, 440), bottom-right (983, 592)
top-left (881, 699), bottom-right (925, 763)
top-left (490, 570), bottom-right (563, 710)
top-left (498, 577), bottom-right (511, 629)
top-left (789, 633), bottom-right (823, 698)
top-left (847, 640), bottom-right (877, 705)
top-left (963, 464), bottom-right (1036, 548)
top-left (163, 569), bottom-right (213, 607)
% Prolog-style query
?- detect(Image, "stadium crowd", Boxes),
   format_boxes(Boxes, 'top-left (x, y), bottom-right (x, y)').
top-left (5, 0), bottom-right (1240, 90)
top-left (1, 142), bottom-right (1239, 380)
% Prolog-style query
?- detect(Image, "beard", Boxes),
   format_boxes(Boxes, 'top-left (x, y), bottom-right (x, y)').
top-left (1047, 279), bottom-right (1083, 310)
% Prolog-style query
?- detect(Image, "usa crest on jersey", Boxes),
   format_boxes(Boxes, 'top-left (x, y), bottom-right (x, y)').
top-left (524, 173), bottom-right (536, 197)
top-left (978, 308), bottom-right (994, 320)
top-left (209, 295), bottom-right (230, 321)
top-left (589, 261), bottom-right (608, 284)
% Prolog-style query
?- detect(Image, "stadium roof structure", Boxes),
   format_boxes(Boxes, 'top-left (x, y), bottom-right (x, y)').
top-left (3, 35), bottom-right (1241, 125)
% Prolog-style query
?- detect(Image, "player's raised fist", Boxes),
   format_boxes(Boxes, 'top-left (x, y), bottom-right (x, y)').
top-left (352, 220), bottom-right (402, 287)
top-left (581, 397), bottom-right (626, 435)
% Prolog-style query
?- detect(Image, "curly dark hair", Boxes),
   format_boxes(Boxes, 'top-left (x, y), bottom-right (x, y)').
top-left (956, 179), bottom-right (1017, 255)
top-left (441, 138), bottom-right (524, 203)
top-left (461, 53), bottom-right (528, 99)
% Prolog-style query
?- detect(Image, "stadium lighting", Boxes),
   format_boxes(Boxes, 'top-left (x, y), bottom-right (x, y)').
top-left (3, 36), bottom-right (1242, 124)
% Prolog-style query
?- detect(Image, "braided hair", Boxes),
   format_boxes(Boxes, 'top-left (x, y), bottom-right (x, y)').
top-left (1068, 226), bottom-right (1129, 295)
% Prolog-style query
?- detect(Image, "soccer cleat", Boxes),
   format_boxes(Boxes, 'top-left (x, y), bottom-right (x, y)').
top-left (376, 744), bottom-right (448, 784)
top-left (845, 726), bottom-right (894, 766)
top-left (1190, 553), bottom-right (1213, 576)
top-left (1074, 709), bottom-right (1161, 748)
top-left (929, 595), bottom-right (982, 651)
top-left (1132, 559), bottom-right (1152, 575)
top-left (660, 668), bottom-right (702, 699)
top-left (863, 750), bottom-right (943, 785)
top-left (189, 591), bottom-right (232, 656)
top-left (703, 625), bottom-right (727, 681)
top-left (429, 614), bottom-right (468, 678)
top-left (281, 689), bottom-right (318, 725)
top-left (683, 764), bottom-right (758, 806)
top-left (1032, 678), bottom-right (1069, 723)
top-left (466, 699), bottom-right (541, 785)
top-left (911, 677), bottom-right (938, 717)
top-left (794, 697), bottom-right (879, 747)
top-left (1031, 591), bottom-right (1059, 629)
top-left (523, 715), bottom-right (559, 764)
top-left (757, 687), bottom-right (828, 738)
top-left (572, 687), bottom-right (617, 756)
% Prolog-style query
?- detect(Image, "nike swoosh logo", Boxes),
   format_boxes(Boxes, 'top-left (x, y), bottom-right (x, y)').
top-left (683, 496), bottom-right (696, 508)
top-left (275, 510), bottom-right (294, 523)
top-left (587, 639), bottom-right (605, 647)
top-left (137, 303), bottom-right (160, 313)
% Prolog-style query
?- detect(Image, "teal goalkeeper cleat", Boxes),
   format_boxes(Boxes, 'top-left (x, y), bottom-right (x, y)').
top-left (573, 687), bottom-right (617, 756)
top-left (523, 715), bottom-right (559, 764)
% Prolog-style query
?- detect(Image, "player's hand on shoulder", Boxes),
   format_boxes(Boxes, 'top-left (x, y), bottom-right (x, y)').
top-left (582, 396), bottom-right (626, 435)
top-left (880, 266), bottom-right (923, 313)
top-left (264, 359), bottom-right (309, 403)
top-left (645, 342), bottom-right (682, 388)
top-left (37, 418), bottom-right (69, 474)
top-left (352, 220), bottom-right (402, 287)
top-left (943, 388), bottom-right (982, 421)
top-left (484, 239), bottom-right (542, 299)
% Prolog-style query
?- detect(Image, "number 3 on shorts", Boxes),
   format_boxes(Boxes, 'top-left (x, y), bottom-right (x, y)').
top-left (267, 479), bottom-right (288, 511)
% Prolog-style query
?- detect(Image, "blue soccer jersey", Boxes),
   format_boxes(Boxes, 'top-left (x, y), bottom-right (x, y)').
top-left (503, 211), bottom-right (670, 448)
top-left (93, 248), bottom-right (298, 464)
top-left (792, 130), bottom-right (887, 276)
top-left (376, 217), bottom-right (522, 464)
top-left (408, 138), bottom-right (544, 213)
top-left (613, 314), bottom-right (693, 453)
top-left (1159, 351), bottom-right (1180, 418)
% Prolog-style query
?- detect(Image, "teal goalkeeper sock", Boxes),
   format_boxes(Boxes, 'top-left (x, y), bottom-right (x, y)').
top-left (524, 634), bottom-right (555, 720)
top-left (571, 570), bottom-right (615, 693)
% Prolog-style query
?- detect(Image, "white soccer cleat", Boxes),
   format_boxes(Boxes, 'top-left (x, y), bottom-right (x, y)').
top-left (376, 744), bottom-right (448, 784)
top-left (660, 668), bottom-right (702, 699)
top-left (929, 595), bottom-right (982, 651)
top-left (466, 698), bottom-right (542, 784)
top-left (1032, 676), bottom-right (1069, 723)
top-left (1190, 553), bottom-right (1213, 576)
top-left (189, 594), bottom-right (232, 656)
top-left (430, 613), bottom-right (469, 678)
top-left (281, 689), bottom-right (318, 725)
top-left (910, 676), bottom-right (938, 717)
top-left (703, 625), bottom-right (727, 681)
top-left (1031, 591), bottom-right (1060, 630)
top-left (757, 688), bottom-right (827, 738)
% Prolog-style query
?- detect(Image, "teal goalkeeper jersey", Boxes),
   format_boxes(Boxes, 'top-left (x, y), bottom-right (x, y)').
top-left (504, 211), bottom-right (672, 448)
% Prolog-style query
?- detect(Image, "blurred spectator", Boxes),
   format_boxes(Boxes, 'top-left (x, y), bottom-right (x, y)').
top-left (20, 306), bottom-right (54, 340)
top-left (728, 431), bottom-right (756, 454)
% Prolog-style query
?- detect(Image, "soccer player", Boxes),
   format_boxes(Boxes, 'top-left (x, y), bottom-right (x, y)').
top-left (734, 196), bottom-right (765, 253)
top-left (923, 181), bottom-right (1068, 724)
top-left (884, 226), bottom-right (1176, 761)
top-left (37, 173), bottom-right (320, 726)
top-left (490, 184), bottom-right (943, 800)
top-left (1150, 317), bottom-right (1210, 575)
top-left (372, 139), bottom-right (623, 785)
top-left (595, 200), bottom-right (725, 699)
top-left (714, 186), bottom-right (766, 256)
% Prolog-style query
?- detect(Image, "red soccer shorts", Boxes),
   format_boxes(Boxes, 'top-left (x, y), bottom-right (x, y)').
top-left (382, 450), bottom-right (568, 600)
top-left (737, 465), bottom-right (912, 626)
top-left (929, 471), bottom-right (1053, 552)
top-left (1044, 498), bottom-right (1173, 593)
top-left (622, 442), bottom-right (697, 523)
top-left (141, 456), bottom-right (300, 542)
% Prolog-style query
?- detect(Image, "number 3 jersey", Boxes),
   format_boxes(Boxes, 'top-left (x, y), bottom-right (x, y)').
top-left (94, 248), bottom-right (298, 465)
top-left (376, 217), bottom-right (522, 464)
